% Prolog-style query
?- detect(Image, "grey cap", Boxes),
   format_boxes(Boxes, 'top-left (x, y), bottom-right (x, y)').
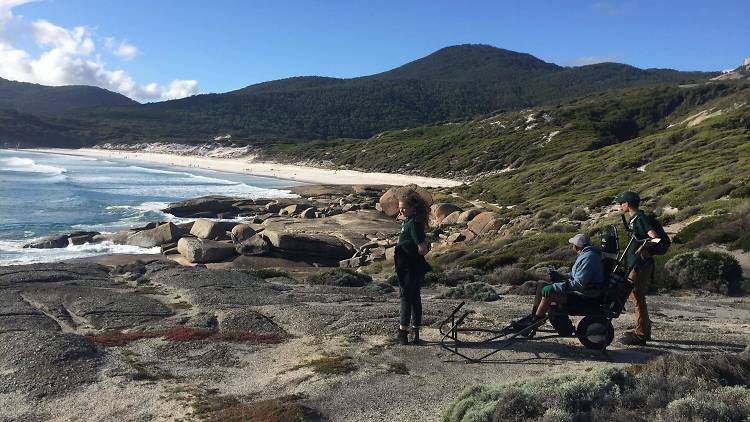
top-left (568, 234), bottom-right (592, 248)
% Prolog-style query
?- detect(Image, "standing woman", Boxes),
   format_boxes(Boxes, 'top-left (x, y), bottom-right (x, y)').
top-left (394, 189), bottom-right (431, 345)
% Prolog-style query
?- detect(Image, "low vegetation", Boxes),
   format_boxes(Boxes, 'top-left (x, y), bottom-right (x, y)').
top-left (437, 282), bottom-right (500, 302)
top-left (445, 348), bottom-right (750, 422)
top-left (665, 250), bottom-right (744, 295)
top-left (306, 268), bottom-right (372, 287)
top-left (294, 354), bottom-right (357, 376)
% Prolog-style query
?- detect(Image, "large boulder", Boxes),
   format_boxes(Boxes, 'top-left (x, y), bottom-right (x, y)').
top-left (262, 230), bottom-right (354, 263)
top-left (190, 219), bottom-right (226, 240)
top-left (468, 212), bottom-right (509, 235)
top-left (177, 237), bottom-right (237, 263)
top-left (235, 234), bottom-right (271, 256)
top-left (439, 211), bottom-right (462, 227)
top-left (378, 185), bottom-right (433, 218)
top-left (230, 224), bottom-right (256, 243)
top-left (126, 223), bottom-right (182, 248)
top-left (23, 231), bottom-right (101, 249)
top-left (162, 196), bottom-right (238, 218)
top-left (23, 234), bottom-right (70, 249)
top-left (67, 231), bottom-right (100, 246)
top-left (431, 203), bottom-right (463, 223)
top-left (457, 209), bottom-right (481, 223)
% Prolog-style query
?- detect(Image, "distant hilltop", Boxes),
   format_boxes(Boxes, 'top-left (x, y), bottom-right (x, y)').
top-left (713, 57), bottom-right (750, 80)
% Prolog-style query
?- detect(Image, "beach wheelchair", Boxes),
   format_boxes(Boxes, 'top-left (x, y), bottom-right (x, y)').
top-left (438, 225), bottom-right (656, 362)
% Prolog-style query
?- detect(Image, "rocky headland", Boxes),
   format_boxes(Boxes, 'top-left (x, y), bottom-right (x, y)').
top-left (3, 184), bottom-right (750, 421)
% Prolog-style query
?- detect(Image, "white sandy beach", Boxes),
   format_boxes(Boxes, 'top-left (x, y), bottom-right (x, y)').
top-left (30, 148), bottom-right (462, 187)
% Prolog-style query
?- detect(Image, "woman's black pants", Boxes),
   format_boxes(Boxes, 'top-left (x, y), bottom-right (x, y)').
top-left (399, 278), bottom-right (422, 327)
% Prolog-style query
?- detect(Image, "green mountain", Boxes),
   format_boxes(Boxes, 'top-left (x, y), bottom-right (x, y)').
top-left (0, 78), bottom-right (137, 114)
top-left (8, 44), bottom-right (715, 147)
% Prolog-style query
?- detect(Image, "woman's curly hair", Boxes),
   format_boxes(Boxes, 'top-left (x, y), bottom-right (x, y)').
top-left (399, 188), bottom-right (430, 231)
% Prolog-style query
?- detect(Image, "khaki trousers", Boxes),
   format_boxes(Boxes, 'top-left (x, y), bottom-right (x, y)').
top-left (628, 261), bottom-right (654, 338)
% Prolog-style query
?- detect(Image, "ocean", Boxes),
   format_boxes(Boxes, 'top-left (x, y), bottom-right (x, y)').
top-left (0, 149), bottom-right (300, 265)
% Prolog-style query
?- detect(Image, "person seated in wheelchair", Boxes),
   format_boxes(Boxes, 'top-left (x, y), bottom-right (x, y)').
top-left (512, 234), bottom-right (604, 331)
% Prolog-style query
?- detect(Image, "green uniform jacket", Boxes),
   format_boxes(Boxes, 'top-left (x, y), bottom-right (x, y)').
top-left (399, 216), bottom-right (426, 248)
top-left (626, 210), bottom-right (654, 270)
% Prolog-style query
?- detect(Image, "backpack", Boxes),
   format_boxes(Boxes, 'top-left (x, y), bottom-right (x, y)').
top-left (642, 213), bottom-right (671, 255)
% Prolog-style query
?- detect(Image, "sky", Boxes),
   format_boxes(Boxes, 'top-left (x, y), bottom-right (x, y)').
top-left (1, 0), bottom-right (748, 102)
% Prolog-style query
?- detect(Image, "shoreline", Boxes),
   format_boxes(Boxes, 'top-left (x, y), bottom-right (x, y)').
top-left (26, 148), bottom-right (463, 188)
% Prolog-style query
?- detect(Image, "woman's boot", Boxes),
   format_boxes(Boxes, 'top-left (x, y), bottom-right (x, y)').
top-left (411, 327), bottom-right (420, 344)
top-left (397, 329), bottom-right (409, 345)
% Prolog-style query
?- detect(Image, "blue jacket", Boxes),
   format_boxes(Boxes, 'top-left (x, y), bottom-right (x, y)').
top-left (552, 246), bottom-right (604, 297)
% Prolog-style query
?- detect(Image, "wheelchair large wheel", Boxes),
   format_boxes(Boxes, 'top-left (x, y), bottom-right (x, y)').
top-left (576, 316), bottom-right (614, 350)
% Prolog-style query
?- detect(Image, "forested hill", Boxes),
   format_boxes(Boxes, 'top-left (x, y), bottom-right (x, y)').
top-left (1, 44), bottom-right (718, 146)
top-left (0, 45), bottom-right (716, 146)
top-left (0, 78), bottom-right (137, 114)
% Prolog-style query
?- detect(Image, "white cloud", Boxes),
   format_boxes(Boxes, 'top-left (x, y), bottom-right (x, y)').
top-left (0, 0), bottom-right (197, 101)
top-left (568, 56), bottom-right (620, 66)
top-left (105, 36), bottom-right (138, 60)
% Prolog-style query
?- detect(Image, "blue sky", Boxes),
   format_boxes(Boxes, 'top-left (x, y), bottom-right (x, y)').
top-left (1, 0), bottom-right (748, 101)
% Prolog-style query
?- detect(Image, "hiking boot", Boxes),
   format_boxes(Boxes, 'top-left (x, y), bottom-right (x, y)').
top-left (397, 329), bottom-right (409, 345)
top-left (510, 314), bottom-right (539, 332)
top-left (619, 331), bottom-right (647, 346)
top-left (411, 327), bottom-right (421, 345)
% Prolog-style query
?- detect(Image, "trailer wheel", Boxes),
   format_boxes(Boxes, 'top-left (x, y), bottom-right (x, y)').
top-left (576, 316), bottom-right (614, 350)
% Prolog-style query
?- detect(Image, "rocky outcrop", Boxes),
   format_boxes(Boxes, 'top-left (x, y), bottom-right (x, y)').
top-left (23, 231), bottom-right (100, 249)
top-left (263, 230), bottom-right (354, 264)
top-left (235, 234), bottom-right (271, 256)
top-left (457, 209), bottom-right (481, 223)
top-left (177, 237), bottom-right (237, 263)
top-left (378, 185), bottom-right (433, 218)
top-left (230, 224), bottom-right (256, 243)
top-left (439, 211), bottom-right (462, 227)
top-left (468, 212), bottom-right (508, 235)
top-left (431, 203), bottom-right (462, 223)
top-left (162, 195), bottom-right (239, 217)
top-left (126, 222), bottom-right (182, 248)
top-left (190, 219), bottom-right (236, 240)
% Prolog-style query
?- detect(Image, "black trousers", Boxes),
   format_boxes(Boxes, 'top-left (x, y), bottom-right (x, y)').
top-left (399, 277), bottom-right (423, 327)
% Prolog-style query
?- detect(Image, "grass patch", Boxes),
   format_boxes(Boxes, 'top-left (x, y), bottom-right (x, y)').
top-left (387, 362), bottom-right (410, 375)
top-left (294, 354), bottom-right (357, 376)
top-left (88, 327), bottom-right (284, 347)
top-left (191, 391), bottom-right (320, 422)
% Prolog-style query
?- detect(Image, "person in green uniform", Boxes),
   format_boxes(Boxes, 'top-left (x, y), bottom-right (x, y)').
top-left (394, 190), bottom-right (430, 345)
top-left (614, 191), bottom-right (659, 346)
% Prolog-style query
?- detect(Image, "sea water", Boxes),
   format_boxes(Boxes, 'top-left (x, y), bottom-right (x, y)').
top-left (0, 149), bottom-right (300, 265)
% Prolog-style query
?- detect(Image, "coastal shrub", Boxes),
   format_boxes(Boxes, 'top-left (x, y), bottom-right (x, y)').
top-left (732, 234), bottom-right (750, 252)
top-left (444, 349), bottom-right (750, 422)
top-left (483, 266), bottom-right (536, 285)
top-left (365, 282), bottom-right (395, 294)
top-left (673, 216), bottom-right (731, 244)
top-left (424, 270), bottom-right (453, 286)
top-left (664, 250), bottom-right (743, 295)
top-left (730, 185), bottom-right (750, 199)
top-left (437, 282), bottom-right (499, 302)
top-left (306, 268), bottom-right (372, 287)
top-left (570, 208), bottom-right (589, 221)
top-left (461, 254), bottom-right (519, 271)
